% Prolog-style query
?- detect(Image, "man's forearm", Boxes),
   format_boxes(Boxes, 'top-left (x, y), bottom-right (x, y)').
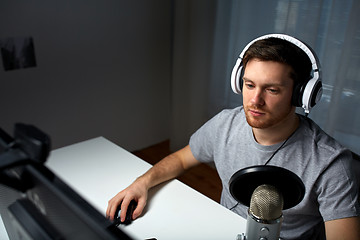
top-left (137, 145), bottom-right (199, 190)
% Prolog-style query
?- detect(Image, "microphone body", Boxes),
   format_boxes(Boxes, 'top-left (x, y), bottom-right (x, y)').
top-left (238, 184), bottom-right (283, 240)
top-left (244, 209), bottom-right (283, 240)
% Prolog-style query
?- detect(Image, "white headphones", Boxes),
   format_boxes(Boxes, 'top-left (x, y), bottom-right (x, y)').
top-left (230, 33), bottom-right (322, 114)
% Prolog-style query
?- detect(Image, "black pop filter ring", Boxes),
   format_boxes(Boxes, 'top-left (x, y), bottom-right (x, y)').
top-left (229, 165), bottom-right (305, 210)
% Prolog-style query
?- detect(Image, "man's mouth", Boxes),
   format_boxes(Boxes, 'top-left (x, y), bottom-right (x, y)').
top-left (248, 108), bottom-right (265, 117)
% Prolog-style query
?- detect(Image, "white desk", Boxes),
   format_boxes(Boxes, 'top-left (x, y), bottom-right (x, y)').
top-left (1, 137), bottom-right (246, 240)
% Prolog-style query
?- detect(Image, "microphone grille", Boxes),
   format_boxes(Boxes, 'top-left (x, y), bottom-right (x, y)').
top-left (249, 184), bottom-right (283, 221)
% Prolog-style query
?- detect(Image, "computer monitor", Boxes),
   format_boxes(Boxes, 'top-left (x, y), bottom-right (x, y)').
top-left (0, 123), bottom-right (133, 240)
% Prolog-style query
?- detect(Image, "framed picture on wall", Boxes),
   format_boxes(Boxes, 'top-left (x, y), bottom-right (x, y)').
top-left (0, 36), bottom-right (37, 71)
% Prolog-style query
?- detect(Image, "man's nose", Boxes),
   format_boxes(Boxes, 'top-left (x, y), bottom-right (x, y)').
top-left (250, 89), bottom-right (265, 106)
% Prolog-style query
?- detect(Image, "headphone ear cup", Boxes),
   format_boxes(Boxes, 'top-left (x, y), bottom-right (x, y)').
top-left (292, 82), bottom-right (305, 107)
top-left (307, 80), bottom-right (323, 108)
top-left (238, 65), bottom-right (245, 92)
top-left (231, 58), bottom-right (244, 94)
top-left (297, 77), bottom-right (322, 112)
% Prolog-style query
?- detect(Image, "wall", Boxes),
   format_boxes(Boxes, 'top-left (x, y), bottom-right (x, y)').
top-left (0, 1), bottom-right (171, 151)
top-left (170, 0), bottom-right (217, 151)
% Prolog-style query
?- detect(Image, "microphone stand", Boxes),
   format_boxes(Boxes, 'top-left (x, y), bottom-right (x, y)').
top-left (229, 166), bottom-right (305, 240)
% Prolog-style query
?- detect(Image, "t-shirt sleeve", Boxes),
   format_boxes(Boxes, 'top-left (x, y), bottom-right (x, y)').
top-left (316, 150), bottom-right (360, 221)
top-left (189, 111), bottom-right (224, 163)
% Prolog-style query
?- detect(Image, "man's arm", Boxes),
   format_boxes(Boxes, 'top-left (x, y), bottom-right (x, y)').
top-left (106, 145), bottom-right (200, 222)
top-left (325, 216), bottom-right (360, 240)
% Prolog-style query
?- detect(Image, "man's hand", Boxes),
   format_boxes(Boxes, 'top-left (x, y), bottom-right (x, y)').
top-left (106, 145), bottom-right (200, 223)
top-left (106, 177), bottom-right (148, 222)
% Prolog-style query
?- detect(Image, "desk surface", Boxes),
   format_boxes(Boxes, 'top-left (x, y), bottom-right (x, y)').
top-left (1, 137), bottom-right (246, 240)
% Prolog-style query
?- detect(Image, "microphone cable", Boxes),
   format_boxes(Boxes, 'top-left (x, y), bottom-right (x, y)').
top-left (264, 128), bottom-right (297, 166)
top-left (229, 202), bottom-right (240, 211)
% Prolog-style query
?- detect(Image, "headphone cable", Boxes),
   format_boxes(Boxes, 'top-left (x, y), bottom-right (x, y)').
top-left (264, 129), bottom-right (297, 166)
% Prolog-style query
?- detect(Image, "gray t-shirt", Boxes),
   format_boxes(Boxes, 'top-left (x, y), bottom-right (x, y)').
top-left (189, 106), bottom-right (360, 239)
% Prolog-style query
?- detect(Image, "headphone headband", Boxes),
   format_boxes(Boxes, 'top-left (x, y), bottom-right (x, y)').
top-left (239, 34), bottom-right (319, 72)
top-left (231, 33), bottom-right (322, 114)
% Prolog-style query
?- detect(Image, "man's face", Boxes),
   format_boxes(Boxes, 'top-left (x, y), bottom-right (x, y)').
top-left (242, 58), bottom-right (295, 129)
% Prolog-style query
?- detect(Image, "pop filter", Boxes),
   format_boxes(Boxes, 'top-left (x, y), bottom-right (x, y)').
top-left (229, 165), bottom-right (305, 210)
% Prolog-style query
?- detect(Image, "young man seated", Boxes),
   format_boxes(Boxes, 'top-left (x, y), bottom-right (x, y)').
top-left (107, 34), bottom-right (360, 239)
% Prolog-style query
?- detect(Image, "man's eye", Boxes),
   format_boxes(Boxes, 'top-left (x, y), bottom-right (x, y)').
top-left (267, 88), bottom-right (279, 94)
top-left (246, 84), bottom-right (255, 89)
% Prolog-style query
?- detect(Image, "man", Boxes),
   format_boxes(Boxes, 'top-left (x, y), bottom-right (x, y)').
top-left (107, 34), bottom-right (360, 239)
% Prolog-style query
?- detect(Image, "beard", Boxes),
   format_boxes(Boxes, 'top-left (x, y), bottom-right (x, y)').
top-left (244, 104), bottom-right (294, 129)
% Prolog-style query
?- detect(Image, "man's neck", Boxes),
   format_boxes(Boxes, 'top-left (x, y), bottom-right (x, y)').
top-left (252, 114), bottom-right (299, 146)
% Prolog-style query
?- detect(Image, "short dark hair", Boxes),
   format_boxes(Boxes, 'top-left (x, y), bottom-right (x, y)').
top-left (242, 37), bottom-right (312, 86)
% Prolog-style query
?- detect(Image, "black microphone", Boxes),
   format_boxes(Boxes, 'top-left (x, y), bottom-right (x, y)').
top-left (229, 166), bottom-right (305, 240)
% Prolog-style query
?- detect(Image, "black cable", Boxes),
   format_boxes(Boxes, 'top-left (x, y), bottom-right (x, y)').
top-left (264, 129), bottom-right (297, 166)
top-left (229, 202), bottom-right (239, 211)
